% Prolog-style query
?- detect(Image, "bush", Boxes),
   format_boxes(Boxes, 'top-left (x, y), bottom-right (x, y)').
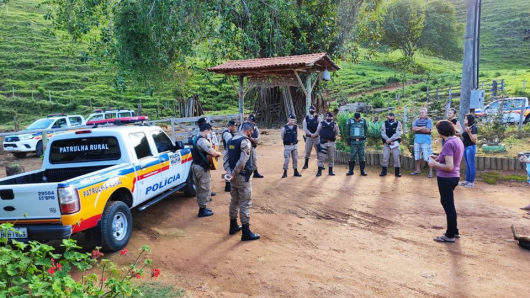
top-left (0, 223), bottom-right (160, 297)
top-left (386, 76), bottom-right (400, 84)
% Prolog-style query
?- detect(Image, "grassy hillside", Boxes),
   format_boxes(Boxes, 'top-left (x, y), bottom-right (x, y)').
top-left (450, 0), bottom-right (530, 69)
top-left (0, 0), bottom-right (529, 129)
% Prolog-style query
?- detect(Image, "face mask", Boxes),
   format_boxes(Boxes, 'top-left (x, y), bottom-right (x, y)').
top-left (309, 111), bottom-right (315, 115)
top-left (388, 119), bottom-right (394, 123)
top-left (326, 118), bottom-right (332, 122)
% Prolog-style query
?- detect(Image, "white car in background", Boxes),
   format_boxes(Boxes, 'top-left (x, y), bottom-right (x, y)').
top-left (2, 114), bottom-right (85, 158)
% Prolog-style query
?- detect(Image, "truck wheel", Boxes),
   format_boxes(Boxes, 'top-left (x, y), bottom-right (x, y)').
top-left (36, 141), bottom-right (43, 157)
top-left (525, 115), bottom-right (530, 124)
top-left (183, 168), bottom-right (196, 197)
top-left (12, 153), bottom-right (27, 158)
top-left (100, 201), bottom-right (132, 252)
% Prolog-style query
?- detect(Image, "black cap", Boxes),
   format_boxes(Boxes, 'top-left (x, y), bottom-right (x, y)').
top-left (326, 112), bottom-right (333, 117)
top-left (227, 120), bottom-right (236, 126)
top-left (199, 124), bottom-right (212, 132)
top-left (309, 105), bottom-right (316, 111)
top-left (197, 117), bottom-right (207, 126)
top-left (288, 114), bottom-right (296, 119)
top-left (248, 114), bottom-right (256, 122)
top-left (354, 112), bottom-right (361, 119)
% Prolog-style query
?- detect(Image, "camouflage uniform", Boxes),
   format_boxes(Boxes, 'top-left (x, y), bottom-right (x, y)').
top-left (346, 118), bottom-right (368, 163)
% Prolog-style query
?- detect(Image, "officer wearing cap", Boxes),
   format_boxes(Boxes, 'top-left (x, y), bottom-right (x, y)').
top-left (302, 105), bottom-right (321, 169)
top-left (196, 117), bottom-right (218, 196)
top-left (224, 122), bottom-right (260, 241)
top-left (346, 112), bottom-right (368, 176)
top-left (240, 114), bottom-right (264, 178)
top-left (315, 112), bottom-right (340, 177)
top-left (281, 114), bottom-right (302, 178)
top-left (222, 120), bottom-right (238, 192)
top-left (380, 112), bottom-right (402, 177)
top-left (191, 124), bottom-right (222, 217)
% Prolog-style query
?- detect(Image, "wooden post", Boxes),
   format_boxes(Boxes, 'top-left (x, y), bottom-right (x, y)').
top-left (446, 87), bottom-right (452, 115)
top-left (484, 156), bottom-right (491, 170)
top-left (403, 106), bottom-right (408, 133)
top-left (502, 158), bottom-right (509, 171)
top-left (305, 72), bottom-right (312, 115)
top-left (238, 75), bottom-right (245, 125)
top-left (170, 118), bottom-right (176, 143)
top-left (41, 132), bottom-right (49, 153)
top-left (508, 158), bottom-right (515, 170)
top-left (31, 90), bottom-right (34, 100)
top-left (477, 156), bottom-right (484, 170)
top-left (518, 101), bottom-right (525, 132)
top-left (48, 91), bottom-right (51, 101)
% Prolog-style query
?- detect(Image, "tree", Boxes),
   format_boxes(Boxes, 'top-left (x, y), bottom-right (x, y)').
top-left (379, 0), bottom-right (425, 58)
top-left (419, 0), bottom-right (463, 60)
top-left (376, 0), bottom-right (462, 60)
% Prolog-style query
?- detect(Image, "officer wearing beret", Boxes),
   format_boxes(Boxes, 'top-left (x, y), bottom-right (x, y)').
top-left (315, 112), bottom-right (340, 176)
top-left (222, 120), bottom-right (238, 191)
top-left (281, 114), bottom-right (302, 178)
top-left (302, 105), bottom-right (321, 169)
top-left (346, 112), bottom-right (368, 176)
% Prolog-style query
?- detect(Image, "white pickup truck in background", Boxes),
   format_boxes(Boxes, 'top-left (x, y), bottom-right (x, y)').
top-left (0, 125), bottom-right (195, 251)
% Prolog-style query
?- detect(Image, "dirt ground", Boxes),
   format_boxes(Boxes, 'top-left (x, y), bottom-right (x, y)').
top-left (1, 131), bottom-right (529, 298)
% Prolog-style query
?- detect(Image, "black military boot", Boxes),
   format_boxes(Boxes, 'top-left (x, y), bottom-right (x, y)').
top-left (316, 167), bottom-right (323, 177)
top-left (379, 166), bottom-right (387, 177)
top-left (293, 169), bottom-right (302, 177)
top-left (241, 223), bottom-right (260, 241)
top-left (229, 219), bottom-right (242, 235)
top-left (198, 207), bottom-right (214, 217)
top-left (224, 182), bottom-right (231, 192)
top-left (329, 167), bottom-right (335, 176)
top-left (346, 161), bottom-right (354, 176)
top-left (302, 158), bottom-right (309, 169)
top-left (360, 161), bottom-right (367, 176)
top-left (395, 167), bottom-right (402, 177)
top-left (253, 170), bottom-right (264, 178)
top-left (282, 170), bottom-right (288, 178)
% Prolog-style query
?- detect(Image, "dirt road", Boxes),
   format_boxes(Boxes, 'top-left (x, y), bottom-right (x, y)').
top-left (1, 132), bottom-right (529, 297)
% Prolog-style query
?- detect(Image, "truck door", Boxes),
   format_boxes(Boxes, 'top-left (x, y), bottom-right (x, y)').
top-left (151, 130), bottom-right (185, 190)
top-left (128, 132), bottom-right (163, 200)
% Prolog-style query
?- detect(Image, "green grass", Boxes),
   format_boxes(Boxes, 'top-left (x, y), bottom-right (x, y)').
top-left (477, 171), bottom-right (527, 184)
top-left (132, 282), bottom-right (185, 298)
top-left (1, 0), bottom-right (529, 129)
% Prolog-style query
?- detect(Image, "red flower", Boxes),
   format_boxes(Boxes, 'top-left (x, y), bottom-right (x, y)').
top-left (151, 268), bottom-right (161, 278)
top-left (136, 273), bottom-right (141, 279)
top-left (101, 277), bottom-right (107, 282)
top-left (47, 267), bottom-right (55, 275)
top-left (57, 263), bottom-right (62, 271)
top-left (91, 250), bottom-right (104, 259)
top-left (120, 248), bottom-right (128, 255)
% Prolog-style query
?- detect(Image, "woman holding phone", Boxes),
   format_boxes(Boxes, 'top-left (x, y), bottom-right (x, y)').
top-left (428, 120), bottom-right (465, 243)
top-left (460, 114), bottom-right (478, 188)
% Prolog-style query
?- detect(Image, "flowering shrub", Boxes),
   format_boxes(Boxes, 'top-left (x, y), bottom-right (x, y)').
top-left (0, 223), bottom-right (160, 297)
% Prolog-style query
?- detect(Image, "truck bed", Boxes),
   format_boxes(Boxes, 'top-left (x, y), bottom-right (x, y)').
top-left (0, 165), bottom-right (112, 185)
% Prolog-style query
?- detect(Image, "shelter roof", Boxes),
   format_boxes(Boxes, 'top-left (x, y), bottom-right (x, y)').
top-left (206, 52), bottom-right (340, 76)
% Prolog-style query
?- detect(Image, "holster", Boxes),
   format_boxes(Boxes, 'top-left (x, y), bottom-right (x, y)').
top-left (303, 135), bottom-right (307, 143)
top-left (241, 170), bottom-right (251, 182)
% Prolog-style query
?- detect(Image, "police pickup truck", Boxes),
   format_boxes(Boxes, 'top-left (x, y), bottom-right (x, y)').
top-left (0, 125), bottom-right (195, 251)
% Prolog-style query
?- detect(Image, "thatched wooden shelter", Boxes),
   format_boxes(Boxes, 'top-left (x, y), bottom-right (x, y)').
top-left (206, 53), bottom-right (340, 126)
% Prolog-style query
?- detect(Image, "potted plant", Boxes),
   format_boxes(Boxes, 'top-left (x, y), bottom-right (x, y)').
top-left (480, 108), bottom-right (508, 152)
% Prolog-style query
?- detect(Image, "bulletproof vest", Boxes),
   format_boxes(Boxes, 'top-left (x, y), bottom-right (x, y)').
top-left (190, 135), bottom-right (208, 168)
top-left (382, 120), bottom-right (401, 143)
top-left (349, 119), bottom-right (366, 139)
top-left (450, 118), bottom-right (458, 125)
top-left (320, 121), bottom-right (336, 142)
top-left (222, 129), bottom-right (234, 149)
top-left (306, 115), bottom-right (318, 134)
top-left (283, 125), bottom-right (298, 145)
top-left (227, 136), bottom-right (252, 172)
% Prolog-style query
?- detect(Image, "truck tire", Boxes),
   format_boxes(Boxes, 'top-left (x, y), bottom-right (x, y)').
top-left (183, 168), bottom-right (196, 197)
top-left (12, 153), bottom-right (27, 158)
top-left (100, 201), bottom-right (132, 252)
top-left (36, 141), bottom-right (43, 157)
top-left (525, 115), bottom-right (530, 124)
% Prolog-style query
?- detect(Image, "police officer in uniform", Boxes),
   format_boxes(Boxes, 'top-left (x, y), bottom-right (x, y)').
top-left (196, 117), bottom-right (219, 196)
top-left (241, 115), bottom-right (264, 178)
top-left (224, 122), bottom-right (260, 241)
top-left (222, 120), bottom-right (238, 192)
top-left (346, 112), bottom-right (368, 176)
top-left (302, 105), bottom-right (321, 169)
top-left (281, 114), bottom-right (302, 178)
top-left (380, 112), bottom-right (402, 177)
top-left (315, 112), bottom-right (340, 177)
top-left (191, 124), bottom-right (221, 217)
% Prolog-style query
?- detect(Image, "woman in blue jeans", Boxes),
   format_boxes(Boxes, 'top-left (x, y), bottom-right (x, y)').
top-left (461, 114), bottom-right (478, 188)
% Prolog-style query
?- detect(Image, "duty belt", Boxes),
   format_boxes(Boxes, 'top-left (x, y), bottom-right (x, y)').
top-left (353, 138), bottom-right (362, 141)
top-left (321, 140), bottom-right (334, 143)
top-left (285, 143), bottom-right (297, 146)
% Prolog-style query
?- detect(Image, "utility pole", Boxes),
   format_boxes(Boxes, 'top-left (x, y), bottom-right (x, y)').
top-left (459, 0), bottom-right (481, 121)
